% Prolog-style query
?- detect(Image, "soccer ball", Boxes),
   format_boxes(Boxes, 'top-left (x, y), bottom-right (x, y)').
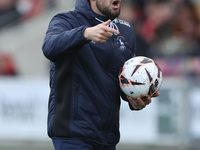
top-left (119, 56), bottom-right (162, 98)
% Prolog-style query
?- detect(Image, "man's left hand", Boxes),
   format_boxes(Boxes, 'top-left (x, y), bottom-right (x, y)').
top-left (127, 92), bottom-right (160, 110)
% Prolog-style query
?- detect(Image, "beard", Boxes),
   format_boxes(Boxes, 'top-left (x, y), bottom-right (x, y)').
top-left (96, 2), bottom-right (120, 20)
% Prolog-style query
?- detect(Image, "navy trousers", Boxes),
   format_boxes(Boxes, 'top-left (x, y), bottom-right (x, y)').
top-left (52, 137), bottom-right (116, 150)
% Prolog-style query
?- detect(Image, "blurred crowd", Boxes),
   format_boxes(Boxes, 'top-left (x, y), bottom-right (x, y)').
top-left (0, 0), bottom-right (55, 28)
top-left (0, 0), bottom-right (56, 76)
top-left (0, 0), bottom-right (200, 77)
top-left (120, 0), bottom-right (200, 77)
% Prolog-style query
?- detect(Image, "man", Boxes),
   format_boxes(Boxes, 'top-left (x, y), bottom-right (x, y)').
top-left (42, 0), bottom-right (159, 149)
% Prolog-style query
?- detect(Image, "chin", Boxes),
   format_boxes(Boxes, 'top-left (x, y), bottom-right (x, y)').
top-left (111, 12), bottom-right (120, 19)
top-left (101, 8), bottom-right (120, 19)
top-left (107, 11), bottom-right (119, 18)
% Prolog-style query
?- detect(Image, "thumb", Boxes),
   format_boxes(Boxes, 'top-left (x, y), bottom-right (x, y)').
top-left (151, 92), bottom-right (160, 97)
top-left (102, 19), bottom-right (111, 26)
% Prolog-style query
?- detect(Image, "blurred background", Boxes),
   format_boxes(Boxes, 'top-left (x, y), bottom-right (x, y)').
top-left (0, 0), bottom-right (200, 150)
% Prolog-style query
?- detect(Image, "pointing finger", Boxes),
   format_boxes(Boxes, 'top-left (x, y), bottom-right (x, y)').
top-left (100, 20), bottom-right (120, 35)
top-left (102, 19), bottom-right (112, 26)
top-left (105, 26), bottom-right (120, 35)
top-left (109, 28), bottom-right (120, 35)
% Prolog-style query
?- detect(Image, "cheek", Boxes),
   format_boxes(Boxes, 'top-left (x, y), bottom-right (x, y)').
top-left (98, 0), bottom-right (111, 9)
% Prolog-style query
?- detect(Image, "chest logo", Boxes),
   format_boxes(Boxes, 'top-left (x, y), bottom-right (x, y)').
top-left (117, 36), bottom-right (126, 50)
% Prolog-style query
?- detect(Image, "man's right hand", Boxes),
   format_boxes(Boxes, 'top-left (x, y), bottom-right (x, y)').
top-left (84, 19), bottom-right (120, 43)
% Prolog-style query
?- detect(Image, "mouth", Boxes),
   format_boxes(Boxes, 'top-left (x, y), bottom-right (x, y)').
top-left (112, 0), bottom-right (120, 9)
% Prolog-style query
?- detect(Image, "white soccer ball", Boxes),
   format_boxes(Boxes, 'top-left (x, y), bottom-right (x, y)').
top-left (119, 56), bottom-right (162, 98)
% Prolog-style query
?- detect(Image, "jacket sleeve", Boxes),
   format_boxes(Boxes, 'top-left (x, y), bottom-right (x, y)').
top-left (42, 14), bottom-right (90, 61)
top-left (120, 24), bottom-right (137, 111)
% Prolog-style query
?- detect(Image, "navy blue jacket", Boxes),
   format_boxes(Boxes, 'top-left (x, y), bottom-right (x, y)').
top-left (42, 0), bottom-right (136, 146)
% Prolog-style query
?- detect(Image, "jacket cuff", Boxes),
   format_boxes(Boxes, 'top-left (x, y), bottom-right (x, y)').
top-left (121, 91), bottom-right (138, 111)
top-left (81, 25), bottom-right (91, 43)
